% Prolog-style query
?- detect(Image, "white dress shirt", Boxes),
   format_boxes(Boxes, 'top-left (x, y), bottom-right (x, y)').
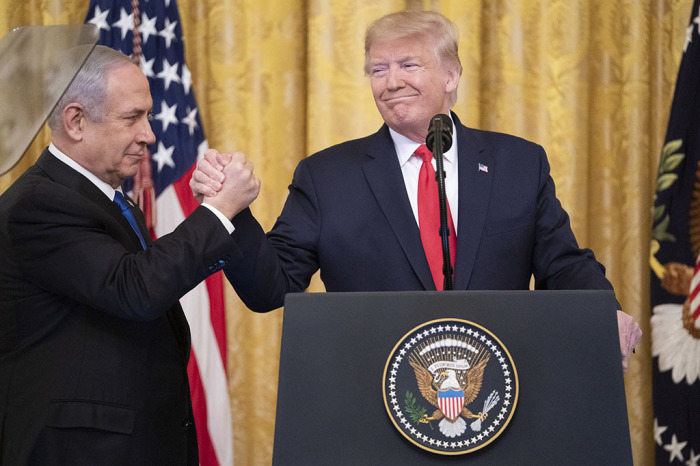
top-left (389, 124), bottom-right (459, 233)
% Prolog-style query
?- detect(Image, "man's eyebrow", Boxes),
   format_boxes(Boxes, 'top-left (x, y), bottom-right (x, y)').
top-left (370, 54), bottom-right (421, 64)
top-left (121, 107), bottom-right (150, 118)
top-left (398, 54), bottom-right (425, 63)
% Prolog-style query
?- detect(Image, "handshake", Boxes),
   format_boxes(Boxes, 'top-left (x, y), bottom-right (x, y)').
top-left (190, 149), bottom-right (261, 219)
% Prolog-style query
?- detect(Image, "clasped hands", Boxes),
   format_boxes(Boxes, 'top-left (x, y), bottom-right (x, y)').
top-left (190, 149), bottom-right (260, 219)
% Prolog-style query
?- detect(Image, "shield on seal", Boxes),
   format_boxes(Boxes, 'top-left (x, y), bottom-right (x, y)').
top-left (438, 389), bottom-right (464, 421)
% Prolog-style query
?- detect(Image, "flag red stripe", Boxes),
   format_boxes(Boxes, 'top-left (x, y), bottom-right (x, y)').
top-left (188, 353), bottom-right (220, 466)
top-left (173, 163), bottom-right (200, 216)
top-left (205, 272), bottom-right (227, 372)
top-left (689, 283), bottom-right (700, 303)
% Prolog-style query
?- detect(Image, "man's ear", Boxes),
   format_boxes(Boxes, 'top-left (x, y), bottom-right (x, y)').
top-left (445, 66), bottom-right (460, 94)
top-left (62, 103), bottom-right (86, 141)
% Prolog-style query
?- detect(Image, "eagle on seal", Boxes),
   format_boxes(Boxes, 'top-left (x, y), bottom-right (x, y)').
top-left (409, 355), bottom-right (490, 438)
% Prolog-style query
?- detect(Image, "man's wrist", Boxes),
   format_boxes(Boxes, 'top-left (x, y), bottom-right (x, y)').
top-left (202, 203), bottom-right (235, 234)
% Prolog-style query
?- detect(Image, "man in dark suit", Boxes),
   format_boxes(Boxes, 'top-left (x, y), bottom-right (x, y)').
top-left (0, 45), bottom-right (259, 464)
top-left (191, 11), bottom-right (641, 366)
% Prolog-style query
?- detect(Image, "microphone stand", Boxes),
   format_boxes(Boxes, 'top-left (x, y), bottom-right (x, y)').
top-left (431, 117), bottom-right (453, 290)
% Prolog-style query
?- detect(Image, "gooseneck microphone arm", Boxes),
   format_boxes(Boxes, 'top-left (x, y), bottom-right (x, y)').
top-left (426, 114), bottom-right (454, 290)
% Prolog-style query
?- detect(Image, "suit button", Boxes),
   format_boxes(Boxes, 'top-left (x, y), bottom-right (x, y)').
top-left (183, 419), bottom-right (193, 427)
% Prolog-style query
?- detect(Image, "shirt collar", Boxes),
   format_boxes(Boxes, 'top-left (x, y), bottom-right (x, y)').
top-left (389, 121), bottom-right (458, 167)
top-left (49, 142), bottom-right (117, 200)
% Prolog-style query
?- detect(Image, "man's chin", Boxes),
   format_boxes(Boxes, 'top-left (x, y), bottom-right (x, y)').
top-left (387, 113), bottom-right (426, 134)
top-left (121, 164), bottom-right (142, 181)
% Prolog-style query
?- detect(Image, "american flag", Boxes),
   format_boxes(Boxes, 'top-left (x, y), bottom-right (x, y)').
top-left (85, 1), bottom-right (233, 465)
top-left (650, 0), bottom-right (700, 463)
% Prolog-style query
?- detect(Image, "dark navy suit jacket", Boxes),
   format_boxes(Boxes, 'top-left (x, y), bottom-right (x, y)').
top-left (0, 149), bottom-right (236, 465)
top-left (227, 114), bottom-right (613, 312)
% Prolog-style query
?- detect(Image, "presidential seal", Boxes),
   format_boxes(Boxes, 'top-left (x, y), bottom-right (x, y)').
top-left (382, 318), bottom-right (518, 455)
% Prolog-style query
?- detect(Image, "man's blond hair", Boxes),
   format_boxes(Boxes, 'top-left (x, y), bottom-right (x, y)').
top-left (364, 10), bottom-right (462, 105)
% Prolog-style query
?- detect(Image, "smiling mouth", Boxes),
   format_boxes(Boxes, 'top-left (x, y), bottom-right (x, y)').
top-left (383, 95), bottom-right (418, 103)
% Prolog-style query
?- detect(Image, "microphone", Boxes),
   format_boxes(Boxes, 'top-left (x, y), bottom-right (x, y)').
top-left (425, 114), bottom-right (454, 290)
top-left (426, 114), bottom-right (453, 153)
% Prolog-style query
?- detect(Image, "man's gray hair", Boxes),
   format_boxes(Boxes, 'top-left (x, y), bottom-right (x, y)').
top-left (46, 45), bottom-right (133, 130)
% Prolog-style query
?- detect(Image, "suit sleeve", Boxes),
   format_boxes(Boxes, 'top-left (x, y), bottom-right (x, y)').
top-left (225, 159), bottom-right (322, 312)
top-left (531, 145), bottom-right (614, 291)
top-left (7, 184), bottom-right (237, 321)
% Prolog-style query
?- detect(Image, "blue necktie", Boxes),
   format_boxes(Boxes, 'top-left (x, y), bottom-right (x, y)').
top-left (113, 191), bottom-right (148, 250)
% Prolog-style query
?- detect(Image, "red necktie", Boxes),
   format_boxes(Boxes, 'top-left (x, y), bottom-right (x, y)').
top-left (415, 144), bottom-right (456, 290)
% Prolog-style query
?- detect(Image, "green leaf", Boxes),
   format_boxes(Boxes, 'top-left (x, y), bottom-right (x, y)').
top-left (656, 173), bottom-right (678, 192)
top-left (404, 391), bottom-right (428, 424)
top-left (662, 153), bottom-right (684, 172)
top-left (653, 205), bottom-right (665, 222)
top-left (661, 139), bottom-right (683, 160)
top-left (654, 214), bottom-right (670, 234)
top-left (652, 215), bottom-right (676, 243)
top-left (657, 231), bottom-right (676, 242)
top-left (406, 391), bottom-right (415, 404)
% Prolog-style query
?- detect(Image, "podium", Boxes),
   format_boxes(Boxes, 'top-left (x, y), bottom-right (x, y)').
top-left (272, 290), bottom-right (632, 465)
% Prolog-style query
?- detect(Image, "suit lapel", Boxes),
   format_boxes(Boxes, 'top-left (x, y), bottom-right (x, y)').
top-left (36, 149), bottom-right (117, 213)
top-left (37, 149), bottom-right (151, 250)
top-left (452, 115), bottom-right (493, 290)
top-left (361, 126), bottom-right (436, 290)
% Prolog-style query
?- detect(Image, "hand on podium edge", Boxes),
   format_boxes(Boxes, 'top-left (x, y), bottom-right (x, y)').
top-left (617, 310), bottom-right (642, 373)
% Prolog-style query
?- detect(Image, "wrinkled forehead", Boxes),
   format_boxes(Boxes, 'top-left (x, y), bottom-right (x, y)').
top-left (368, 34), bottom-right (438, 60)
top-left (365, 33), bottom-right (441, 69)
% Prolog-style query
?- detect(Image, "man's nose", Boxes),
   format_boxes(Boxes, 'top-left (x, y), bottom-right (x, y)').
top-left (139, 119), bottom-right (156, 145)
top-left (386, 66), bottom-right (404, 90)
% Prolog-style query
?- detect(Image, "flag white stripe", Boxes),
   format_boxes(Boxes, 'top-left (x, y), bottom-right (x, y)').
top-left (690, 256), bottom-right (700, 316)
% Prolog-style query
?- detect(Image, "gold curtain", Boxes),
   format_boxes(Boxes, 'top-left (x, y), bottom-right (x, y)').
top-left (0, 0), bottom-right (693, 464)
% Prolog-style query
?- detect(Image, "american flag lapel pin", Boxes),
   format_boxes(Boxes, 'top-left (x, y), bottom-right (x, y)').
top-left (478, 163), bottom-right (489, 173)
